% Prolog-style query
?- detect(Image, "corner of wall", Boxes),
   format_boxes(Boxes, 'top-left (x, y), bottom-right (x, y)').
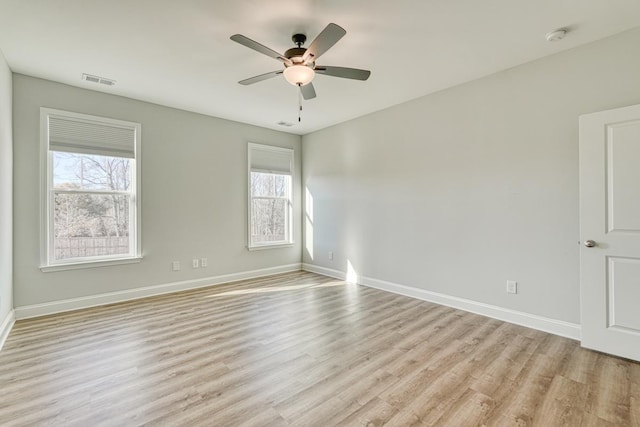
top-left (0, 47), bottom-right (15, 350)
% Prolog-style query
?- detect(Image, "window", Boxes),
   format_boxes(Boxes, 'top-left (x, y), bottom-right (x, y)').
top-left (40, 108), bottom-right (141, 270)
top-left (248, 143), bottom-right (294, 249)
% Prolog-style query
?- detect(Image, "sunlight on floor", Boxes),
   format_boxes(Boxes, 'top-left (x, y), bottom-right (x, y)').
top-left (204, 280), bottom-right (347, 298)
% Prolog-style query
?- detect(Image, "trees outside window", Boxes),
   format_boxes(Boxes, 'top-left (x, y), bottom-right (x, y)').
top-left (52, 153), bottom-right (133, 260)
top-left (250, 172), bottom-right (290, 244)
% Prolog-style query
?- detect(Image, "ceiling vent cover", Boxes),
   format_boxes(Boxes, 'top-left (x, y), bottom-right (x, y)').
top-left (82, 73), bottom-right (116, 86)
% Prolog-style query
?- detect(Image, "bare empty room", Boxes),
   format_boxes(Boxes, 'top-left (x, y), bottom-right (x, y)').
top-left (0, 1), bottom-right (639, 426)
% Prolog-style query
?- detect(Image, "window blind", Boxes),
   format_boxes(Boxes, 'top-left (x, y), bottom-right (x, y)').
top-left (249, 144), bottom-right (293, 174)
top-left (48, 116), bottom-right (136, 158)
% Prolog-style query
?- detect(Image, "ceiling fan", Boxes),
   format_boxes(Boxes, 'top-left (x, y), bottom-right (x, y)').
top-left (230, 23), bottom-right (371, 100)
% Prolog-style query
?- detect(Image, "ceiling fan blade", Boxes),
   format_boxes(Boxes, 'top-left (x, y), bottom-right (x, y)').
top-left (238, 70), bottom-right (283, 85)
top-left (300, 83), bottom-right (316, 100)
top-left (315, 66), bottom-right (371, 81)
top-left (302, 23), bottom-right (346, 63)
top-left (230, 34), bottom-right (292, 65)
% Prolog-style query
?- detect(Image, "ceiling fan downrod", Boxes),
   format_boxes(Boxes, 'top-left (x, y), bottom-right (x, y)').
top-left (292, 33), bottom-right (307, 48)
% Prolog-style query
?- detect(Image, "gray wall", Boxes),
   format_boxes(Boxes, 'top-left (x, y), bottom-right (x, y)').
top-left (302, 28), bottom-right (640, 324)
top-left (13, 75), bottom-right (301, 307)
top-left (0, 50), bottom-right (12, 324)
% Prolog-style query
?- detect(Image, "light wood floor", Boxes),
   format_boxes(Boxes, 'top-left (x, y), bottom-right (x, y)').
top-left (1, 271), bottom-right (638, 426)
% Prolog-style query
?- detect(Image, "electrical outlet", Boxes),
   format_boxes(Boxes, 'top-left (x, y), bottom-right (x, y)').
top-left (172, 261), bottom-right (181, 271)
top-left (192, 259), bottom-right (199, 269)
top-left (328, 251), bottom-right (333, 261)
top-left (506, 280), bottom-right (517, 294)
top-left (201, 258), bottom-right (208, 268)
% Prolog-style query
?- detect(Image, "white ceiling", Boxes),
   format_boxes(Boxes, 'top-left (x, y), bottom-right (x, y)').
top-left (1, 1), bottom-right (639, 135)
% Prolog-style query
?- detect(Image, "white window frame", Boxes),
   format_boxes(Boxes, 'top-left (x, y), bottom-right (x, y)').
top-left (40, 108), bottom-right (142, 271)
top-left (247, 143), bottom-right (294, 250)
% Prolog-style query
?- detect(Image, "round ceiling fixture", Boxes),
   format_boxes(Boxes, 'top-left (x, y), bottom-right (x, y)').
top-left (546, 28), bottom-right (568, 42)
top-left (283, 65), bottom-right (315, 86)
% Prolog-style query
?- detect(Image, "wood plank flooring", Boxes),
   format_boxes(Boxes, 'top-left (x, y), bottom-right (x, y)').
top-left (1, 271), bottom-right (638, 426)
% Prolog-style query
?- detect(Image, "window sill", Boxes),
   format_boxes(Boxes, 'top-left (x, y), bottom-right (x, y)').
top-left (40, 256), bottom-right (143, 272)
top-left (248, 242), bottom-right (295, 251)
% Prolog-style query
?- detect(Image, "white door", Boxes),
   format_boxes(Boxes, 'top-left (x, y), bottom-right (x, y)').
top-left (580, 103), bottom-right (640, 362)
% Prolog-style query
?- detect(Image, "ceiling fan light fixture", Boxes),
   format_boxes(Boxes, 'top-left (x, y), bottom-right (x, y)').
top-left (283, 65), bottom-right (315, 86)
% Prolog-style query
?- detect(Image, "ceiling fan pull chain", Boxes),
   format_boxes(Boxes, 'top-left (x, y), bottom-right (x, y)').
top-left (298, 84), bottom-right (303, 122)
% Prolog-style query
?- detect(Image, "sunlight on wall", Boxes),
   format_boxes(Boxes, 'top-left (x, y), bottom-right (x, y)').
top-left (346, 259), bottom-right (359, 284)
top-left (305, 187), bottom-right (314, 260)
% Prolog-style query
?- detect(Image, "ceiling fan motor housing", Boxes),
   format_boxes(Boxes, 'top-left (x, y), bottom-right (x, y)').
top-left (284, 47), bottom-right (307, 64)
top-left (287, 34), bottom-right (312, 66)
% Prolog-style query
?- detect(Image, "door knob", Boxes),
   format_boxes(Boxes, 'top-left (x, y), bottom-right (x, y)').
top-left (584, 240), bottom-right (596, 248)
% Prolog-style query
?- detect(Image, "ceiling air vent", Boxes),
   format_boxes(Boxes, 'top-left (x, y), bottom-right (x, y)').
top-left (277, 121), bottom-right (294, 127)
top-left (82, 73), bottom-right (116, 86)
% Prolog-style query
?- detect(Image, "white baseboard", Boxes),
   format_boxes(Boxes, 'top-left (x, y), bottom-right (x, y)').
top-left (13, 261), bottom-right (582, 341)
top-left (15, 263), bottom-right (302, 320)
top-left (301, 263), bottom-right (346, 281)
top-left (0, 309), bottom-right (15, 351)
top-left (302, 263), bottom-right (581, 341)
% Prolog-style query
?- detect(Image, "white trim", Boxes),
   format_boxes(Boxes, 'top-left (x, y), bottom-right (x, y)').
top-left (40, 256), bottom-right (143, 272)
top-left (302, 264), bottom-right (581, 340)
top-left (248, 243), bottom-right (295, 251)
top-left (15, 263), bottom-right (302, 320)
top-left (0, 310), bottom-right (15, 351)
top-left (302, 263), bottom-right (346, 281)
top-left (39, 109), bottom-right (48, 268)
